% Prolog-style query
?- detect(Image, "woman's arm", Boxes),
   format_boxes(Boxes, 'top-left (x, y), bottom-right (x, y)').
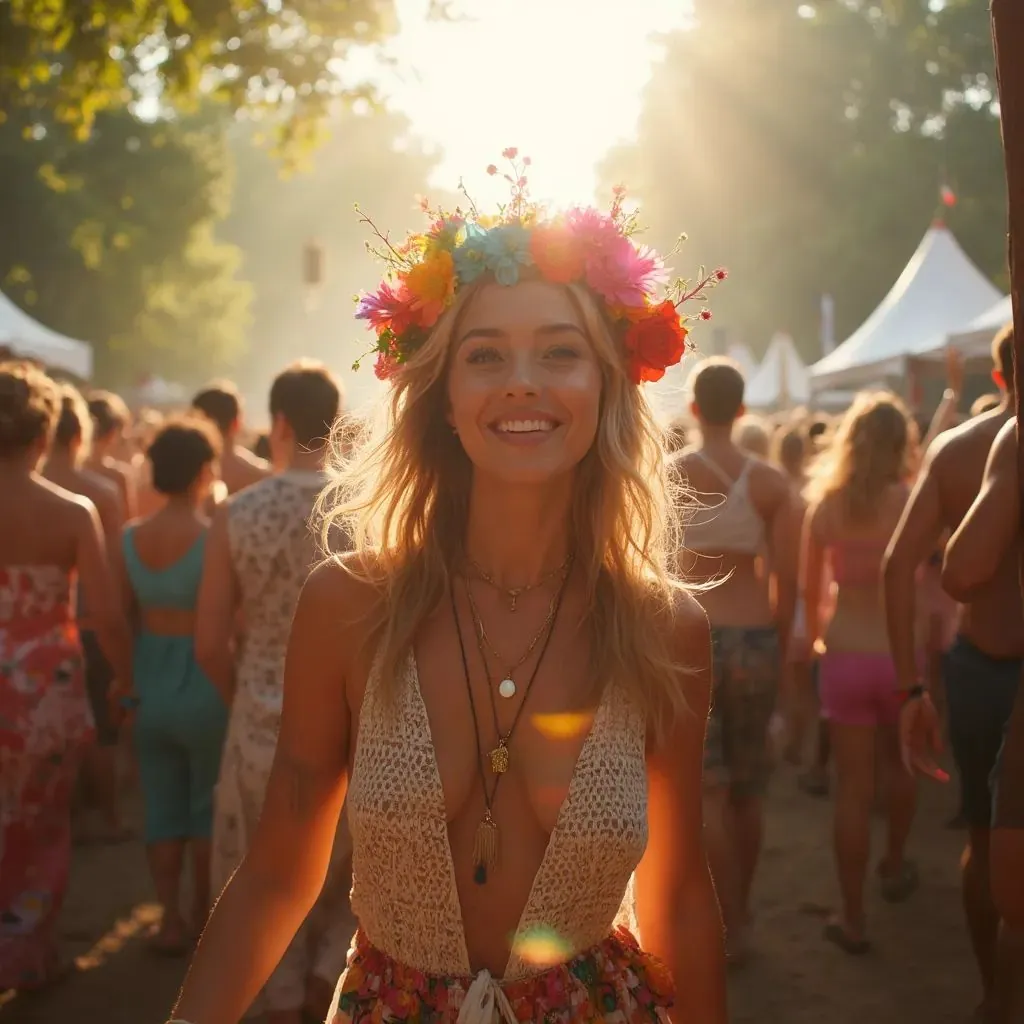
top-left (801, 502), bottom-right (827, 656)
top-left (73, 498), bottom-right (134, 689)
top-left (195, 505), bottom-right (239, 704)
top-left (943, 419), bottom-right (1018, 601)
top-left (635, 593), bottom-right (726, 1024)
top-left (171, 560), bottom-right (355, 1024)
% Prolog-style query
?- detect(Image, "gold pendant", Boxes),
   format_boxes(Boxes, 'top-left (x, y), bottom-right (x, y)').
top-left (489, 740), bottom-right (510, 774)
top-left (508, 589), bottom-right (522, 612)
top-left (473, 810), bottom-right (499, 884)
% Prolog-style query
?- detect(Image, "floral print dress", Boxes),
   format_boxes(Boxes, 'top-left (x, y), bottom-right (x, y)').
top-left (0, 565), bottom-right (94, 989)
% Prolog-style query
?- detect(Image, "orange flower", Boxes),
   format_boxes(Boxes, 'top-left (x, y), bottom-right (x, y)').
top-left (529, 224), bottom-right (585, 284)
top-left (401, 249), bottom-right (455, 327)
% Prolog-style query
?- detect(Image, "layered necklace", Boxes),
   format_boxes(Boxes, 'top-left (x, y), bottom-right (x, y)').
top-left (469, 553), bottom-right (573, 613)
top-left (450, 559), bottom-right (570, 884)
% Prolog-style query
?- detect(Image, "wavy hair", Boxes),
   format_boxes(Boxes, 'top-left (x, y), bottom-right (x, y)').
top-left (805, 391), bottom-right (913, 522)
top-left (317, 275), bottom-right (694, 733)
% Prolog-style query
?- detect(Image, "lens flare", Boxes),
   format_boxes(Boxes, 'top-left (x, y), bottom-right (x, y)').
top-left (531, 711), bottom-right (593, 740)
top-left (512, 925), bottom-right (573, 967)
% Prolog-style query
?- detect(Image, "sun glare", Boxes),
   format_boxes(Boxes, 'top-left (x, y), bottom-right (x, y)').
top-left (386, 0), bottom-right (690, 208)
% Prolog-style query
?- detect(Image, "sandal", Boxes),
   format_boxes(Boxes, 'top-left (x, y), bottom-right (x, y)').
top-left (879, 860), bottom-right (920, 904)
top-left (823, 921), bottom-right (871, 956)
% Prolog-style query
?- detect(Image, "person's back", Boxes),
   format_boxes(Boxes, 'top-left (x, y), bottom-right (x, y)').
top-left (814, 483), bottom-right (909, 654)
top-left (191, 381), bottom-right (271, 496)
top-left (121, 418), bottom-right (228, 953)
top-left (928, 406), bottom-right (1022, 656)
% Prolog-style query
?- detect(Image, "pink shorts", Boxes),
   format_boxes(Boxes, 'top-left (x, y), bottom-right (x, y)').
top-left (819, 652), bottom-right (901, 726)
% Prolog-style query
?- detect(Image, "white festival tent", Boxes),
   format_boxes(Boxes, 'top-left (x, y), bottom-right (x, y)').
top-left (0, 288), bottom-right (93, 378)
top-left (911, 294), bottom-right (1013, 362)
top-left (726, 342), bottom-right (759, 382)
top-left (745, 332), bottom-right (811, 408)
top-left (809, 225), bottom-right (1001, 392)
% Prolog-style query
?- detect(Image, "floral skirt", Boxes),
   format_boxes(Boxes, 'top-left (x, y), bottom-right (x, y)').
top-left (330, 926), bottom-right (673, 1024)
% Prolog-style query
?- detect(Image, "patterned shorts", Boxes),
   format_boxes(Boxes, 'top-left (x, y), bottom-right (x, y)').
top-left (703, 626), bottom-right (780, 798)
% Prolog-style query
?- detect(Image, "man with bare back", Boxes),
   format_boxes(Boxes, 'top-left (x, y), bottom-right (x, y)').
top-left (884, 325), bottom-right (1020, 1022)
top-left (942, 414), bottom-right (1024, 1022)
top-left (191, 381), bottom-right (270, 495)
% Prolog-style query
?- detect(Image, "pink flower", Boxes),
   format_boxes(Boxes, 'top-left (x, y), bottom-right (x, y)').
top-left (355, 281), bottom-right (418, 335)
top-left (502, 146), bottom-right (518, 159)
top-left (584, 235), bottom-right (666, 307)
top-left (486, 164), bottom-right (498, 176)
top-left (700, 308), bottom-right (713, 321)
top-left (714, 267), bottom-right (728, 281)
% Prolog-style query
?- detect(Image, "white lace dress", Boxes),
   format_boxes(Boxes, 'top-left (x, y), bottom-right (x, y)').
top-left (211, 469), bottom-right (353, 1014)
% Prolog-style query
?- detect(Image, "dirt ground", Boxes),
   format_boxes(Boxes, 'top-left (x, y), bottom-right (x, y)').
top-left (1, 762), bottom-right (980, 1024)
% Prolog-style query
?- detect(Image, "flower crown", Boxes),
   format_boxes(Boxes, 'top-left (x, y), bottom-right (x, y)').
top-left (354, 150), bottom-right (726, 383)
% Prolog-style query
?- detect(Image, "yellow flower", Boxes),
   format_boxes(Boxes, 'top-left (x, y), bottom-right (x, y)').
top-left (401, 249), bottom-right (456, 327)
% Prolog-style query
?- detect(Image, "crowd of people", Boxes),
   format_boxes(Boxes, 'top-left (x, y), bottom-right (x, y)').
top-left (1, 311), bottom-right (1023, 1023)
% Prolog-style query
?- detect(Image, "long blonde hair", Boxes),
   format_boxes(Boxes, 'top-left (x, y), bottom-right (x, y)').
top-left (317, 276), bottom-right (694, 733)
top-left (805, 391), bottom-right (913, 523)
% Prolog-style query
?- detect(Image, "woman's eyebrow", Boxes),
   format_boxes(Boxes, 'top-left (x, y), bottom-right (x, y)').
top-left (457, 326), bottom-right (506, 345)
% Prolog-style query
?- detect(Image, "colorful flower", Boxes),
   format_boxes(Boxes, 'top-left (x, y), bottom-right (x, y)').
top-left (480, 224), bottom-right (532, 286)
top-left (529, 223), bottom-right (585, 284)
top-left (355, 281), bottom-right (418, 336)
top-left (373, 351), bottom-right (400, 381)
top-left (452, 224), bottom-right (491, 283)
top-left (623, 300), bottom-right (689, 383)
top-left (584, 235), bottom-right (665, 308)
top-left (400, 248), bottom-right (455, 327)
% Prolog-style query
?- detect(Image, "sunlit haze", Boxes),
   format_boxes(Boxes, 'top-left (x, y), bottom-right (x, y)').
top-left (385, 0), bottom-right (690, 207)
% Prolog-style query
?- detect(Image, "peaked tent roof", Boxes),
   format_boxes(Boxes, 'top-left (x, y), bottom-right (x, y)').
top-left (809, 225), bottom-right (1001, 391)
top-left (745, 333), bottom-right (811, 408)
top-left (911, 294), bottom-right (1013, 362)
top-left (726, 342), bottom-right (759, 381)
top-left (0, 289), bottom-right (93, 379)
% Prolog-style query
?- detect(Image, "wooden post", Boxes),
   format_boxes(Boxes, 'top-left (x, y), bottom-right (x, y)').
top-left (991, 0), bottom-right (1023, 527)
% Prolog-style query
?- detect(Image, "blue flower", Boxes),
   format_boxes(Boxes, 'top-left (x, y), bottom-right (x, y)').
top-left (453, 224), bottom-right (491, 284)
top-left (481, 224), bottom-right (533, 286)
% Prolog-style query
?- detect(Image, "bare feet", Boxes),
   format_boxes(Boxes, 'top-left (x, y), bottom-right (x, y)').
top-left (147, 915), bottom-right (192, 957)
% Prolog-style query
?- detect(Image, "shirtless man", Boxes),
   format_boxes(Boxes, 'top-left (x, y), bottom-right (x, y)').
top-left (43, 384), bottom-right (129, 842)
top-left (192, 381), bottom-right (270, 495)
top-left (86, 391), bottom-right (137, 521)
top-left (883, 325), bottom-right (1020, 1022)
top-left (676, 358), bottom-right (796, 960)
top-left (942, 416), bottom-right (1024, 1022)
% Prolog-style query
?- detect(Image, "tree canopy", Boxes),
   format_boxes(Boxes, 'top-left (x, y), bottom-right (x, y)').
top-left (600, 0), bottom-right (1005, 358)
top-left (0, 0), bottom-right (402, 144)
top-left (0, 107), bottom-right (251, 385)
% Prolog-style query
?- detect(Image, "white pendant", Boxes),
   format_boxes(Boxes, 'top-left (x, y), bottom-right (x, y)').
top-left (498, 678), bottom-right (517, 699)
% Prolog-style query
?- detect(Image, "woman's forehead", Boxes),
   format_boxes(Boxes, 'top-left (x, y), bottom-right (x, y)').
top-left (459, 280), bottom-right (583, 334)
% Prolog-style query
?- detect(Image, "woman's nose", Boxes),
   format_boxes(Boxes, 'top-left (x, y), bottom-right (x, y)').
top-left (503, 352), bottom-right (540, 396)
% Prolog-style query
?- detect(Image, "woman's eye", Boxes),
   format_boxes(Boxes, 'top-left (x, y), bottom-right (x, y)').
top-left (465, 347), bottom-right (502, 365)
top-left (546, 345), bottom-right (582, 360)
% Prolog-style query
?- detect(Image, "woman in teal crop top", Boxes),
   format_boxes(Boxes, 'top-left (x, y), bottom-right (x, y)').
top-left (121, 418), bottom-right (228, 955)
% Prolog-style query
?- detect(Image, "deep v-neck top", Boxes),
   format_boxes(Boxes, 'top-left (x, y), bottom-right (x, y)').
top-left (346, 651), bottom-right (649, 982)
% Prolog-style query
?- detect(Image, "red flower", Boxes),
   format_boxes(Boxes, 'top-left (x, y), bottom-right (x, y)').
top-left (624, 301), bottom-right (689, 383)
top-left (714, 267), bottom-right (728, 281)
top-left (374, 351), bottom-right (400, 381)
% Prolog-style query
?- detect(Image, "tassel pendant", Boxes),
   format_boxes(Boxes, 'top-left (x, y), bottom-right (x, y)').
top-left (473, 810), bottom-right (499, 884)
top-left (489, 739), bottom-right (510, 775)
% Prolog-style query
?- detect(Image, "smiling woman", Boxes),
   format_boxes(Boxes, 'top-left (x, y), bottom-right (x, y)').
top-left (167, 161), bottom-right (727, 1024)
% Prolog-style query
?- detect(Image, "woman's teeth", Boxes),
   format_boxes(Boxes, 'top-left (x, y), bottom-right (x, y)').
top-left (495, 419), bottom-right (556, 433)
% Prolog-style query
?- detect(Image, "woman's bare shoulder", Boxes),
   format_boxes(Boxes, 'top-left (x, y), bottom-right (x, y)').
top-left (303, 552), bottom-right (387, 622)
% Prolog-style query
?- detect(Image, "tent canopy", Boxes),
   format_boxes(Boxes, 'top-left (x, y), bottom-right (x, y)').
top-left (745, 333), bottom-right (811, 408)
top-left (0, 289), bottom-right (93, 378)
top-left (725, 342), bottom-right (759, 381)
top-left (912, 294), bottom-right (1013, 362)
top-left (810, 224), bottom-right (1001, 391)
